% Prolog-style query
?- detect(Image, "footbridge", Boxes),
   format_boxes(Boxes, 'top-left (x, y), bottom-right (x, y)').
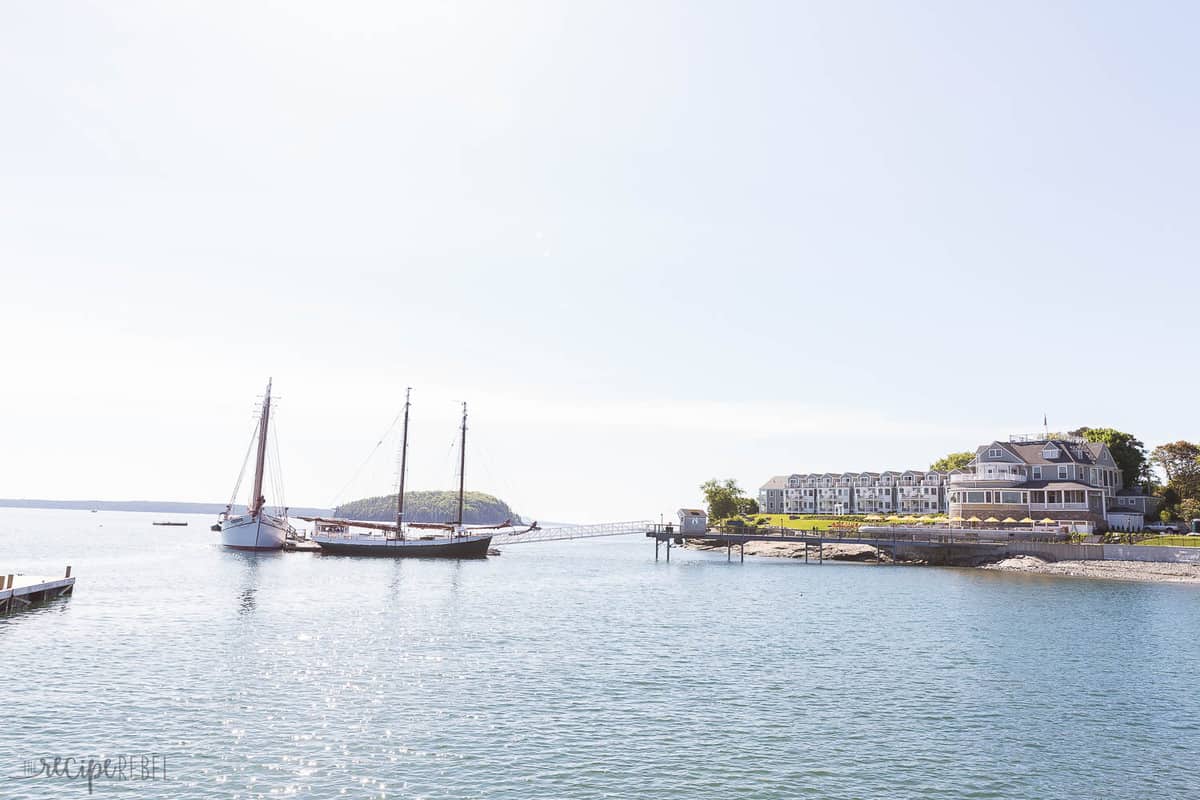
top-left (493, 520), bottom-right (654, 546)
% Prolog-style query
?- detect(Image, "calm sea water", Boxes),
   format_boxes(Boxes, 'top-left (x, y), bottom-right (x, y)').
top-left (2, 508), bottom-right (1199, 799)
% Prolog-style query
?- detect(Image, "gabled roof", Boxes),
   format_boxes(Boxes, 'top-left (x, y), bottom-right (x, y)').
top-left (1005, 440), bottom-right (1101, 466)
top-left (678, 508), bottom-right (705, 516)
top-left (760, 476), bottom-right (788, 490)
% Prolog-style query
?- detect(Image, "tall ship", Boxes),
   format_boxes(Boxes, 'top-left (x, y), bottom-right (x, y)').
top-left (218, 379), bottom-right (293, 551)
top-left (304, 391), bottom-right (500, 558)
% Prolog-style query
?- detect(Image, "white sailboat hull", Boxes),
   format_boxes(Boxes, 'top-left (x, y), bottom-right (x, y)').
top-left (221, 514), bottom-right (289, 551)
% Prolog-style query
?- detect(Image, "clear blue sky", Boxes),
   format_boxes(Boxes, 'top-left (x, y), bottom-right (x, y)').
top-left (1, 1), bottom-right (1197, 521)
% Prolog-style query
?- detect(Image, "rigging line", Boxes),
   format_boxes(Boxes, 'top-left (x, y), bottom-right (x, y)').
top-left (228, 420), bottom-right (260, 511)
top-left (327, 410), bottom-right (406, 510)
top-left (268, 417), bottom-right (286, 514)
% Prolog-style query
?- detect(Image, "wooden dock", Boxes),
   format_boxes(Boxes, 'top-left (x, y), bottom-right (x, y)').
top-left (283, 538), bottom-right (321, 553)
top-left (0, 567), bottom-right (75, 614)
top-left (644, 526), bottom-right (1090, 566)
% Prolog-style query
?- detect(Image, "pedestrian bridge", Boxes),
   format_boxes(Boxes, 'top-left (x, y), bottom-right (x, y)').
top-left (493, 520), bottom-right (654, 546)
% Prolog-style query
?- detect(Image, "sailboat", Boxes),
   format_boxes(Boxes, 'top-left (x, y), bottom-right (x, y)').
top-left (218, 379), bottom-right (293, 551)
top-left (304, 393), bottom-right (497, 558)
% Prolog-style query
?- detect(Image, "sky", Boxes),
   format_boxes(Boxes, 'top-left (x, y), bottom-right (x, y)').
top-left (1, 1), bottom-right (1198, 522)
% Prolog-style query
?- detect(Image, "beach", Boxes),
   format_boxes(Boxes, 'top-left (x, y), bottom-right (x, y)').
top-left (981, 555), bottom-right (1200, 583)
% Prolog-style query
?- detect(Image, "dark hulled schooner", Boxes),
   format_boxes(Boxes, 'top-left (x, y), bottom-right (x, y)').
top-left (304, 392), bottom-right (502, 558)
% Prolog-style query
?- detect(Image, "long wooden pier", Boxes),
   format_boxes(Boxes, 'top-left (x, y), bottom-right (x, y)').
top-left (644, 525), bottom-right (1095, 566)
top-left (0, 567), bottom-right (75, 615)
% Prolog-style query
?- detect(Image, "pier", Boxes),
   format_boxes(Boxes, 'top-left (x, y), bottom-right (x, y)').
top-left (0, 567), bottom-right (75, 615)
top-left (645, 525), bottom-right (1119, 566)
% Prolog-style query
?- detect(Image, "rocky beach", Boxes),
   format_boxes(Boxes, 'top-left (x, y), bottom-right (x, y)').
top-left (685, 538), bottom-right (889, 562)
top-left (980, 555), bottom-right (1200, 583)
top-left (688, 539), bottom-right (1200, 583)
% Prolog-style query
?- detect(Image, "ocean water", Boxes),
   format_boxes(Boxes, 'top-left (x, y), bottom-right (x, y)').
top-left (2, 508), bottom-right (1199, 799)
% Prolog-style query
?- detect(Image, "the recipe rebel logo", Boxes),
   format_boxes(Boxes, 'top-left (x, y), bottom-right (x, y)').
top-left (15, 753), bottom-right (168, 794)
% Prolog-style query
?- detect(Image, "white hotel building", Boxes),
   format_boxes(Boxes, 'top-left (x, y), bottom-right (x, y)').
top-left (759, 470), bottom-right (949, 516)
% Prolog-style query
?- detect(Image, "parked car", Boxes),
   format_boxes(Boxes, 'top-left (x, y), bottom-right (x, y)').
top-left (1145, 523), bottom-right (1182, 533)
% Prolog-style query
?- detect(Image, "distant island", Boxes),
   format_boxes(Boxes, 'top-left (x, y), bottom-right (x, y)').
top-left (0, 491), bottom-right (521, 524)
top-left (0, 499), bottom-right (331, 516)
top-left (334, 491), bottom-right (520, 525)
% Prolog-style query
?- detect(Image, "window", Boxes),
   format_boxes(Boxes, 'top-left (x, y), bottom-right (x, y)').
top-left (1043, 447), bottom-right (1059, 459)
top-left (1001, 491), bottom-right (1023, 504)
top-left (1058, 466), bottom-right (1068, 480)
top-left (966, 491), bottom-right (986, 503)
top-left (988, 448), bottom-right (1002, 458)
top-left (1032, 466), bottom-right (1042, 479)
top-left (1031, 491), bottom-right (1046, 503)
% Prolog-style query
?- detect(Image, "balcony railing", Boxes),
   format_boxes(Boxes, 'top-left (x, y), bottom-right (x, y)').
top-left (950, 472), bottom-right (1027, 485)
top-left (1028, 502), bottom-right (1089, 511)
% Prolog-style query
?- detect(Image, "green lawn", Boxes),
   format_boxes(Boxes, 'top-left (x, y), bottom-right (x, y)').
top-left (1136, 535), bottom-right (1200, 547)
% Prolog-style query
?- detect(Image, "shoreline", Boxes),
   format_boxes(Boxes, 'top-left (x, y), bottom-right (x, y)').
top-left (686, 538), bottom-right (1200, 584)
top-left (685, 538), bottom-right (888, 562)
top-left (979, 555), bottom-right (1200, 584)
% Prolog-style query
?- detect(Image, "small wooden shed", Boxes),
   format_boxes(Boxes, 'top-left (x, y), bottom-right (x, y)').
top-left (677, 508), bottom-right (707, 533)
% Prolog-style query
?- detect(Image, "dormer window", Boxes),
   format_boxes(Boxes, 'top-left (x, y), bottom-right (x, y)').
top-left (1042, 446), bottom-right (1059, 459)
top-left (987, 448), bottom-right (1002, 458)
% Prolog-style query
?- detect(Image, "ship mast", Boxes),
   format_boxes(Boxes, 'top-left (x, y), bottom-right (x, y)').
top-left (249, 378), bottom-right (272, 517)
top-left (395, 388), bottom-right (411, 539)
top-left (455, 402), bottom-right (467, 531)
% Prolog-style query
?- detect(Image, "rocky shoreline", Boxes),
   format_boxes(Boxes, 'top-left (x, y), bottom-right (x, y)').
top-left (980, 555), bottom-right (1200, 584)
top-left (685, 539), bottom-right (891, 562)
top-left (686, 539), bottom-right (1200, 584)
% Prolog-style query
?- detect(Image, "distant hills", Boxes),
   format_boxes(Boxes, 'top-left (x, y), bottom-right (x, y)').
top-left (334, 491), bottom-right (520, 525)
top-left (0, 492), bottom-right (521, 524)
top-left (0, 499), bottom-right (330, 516)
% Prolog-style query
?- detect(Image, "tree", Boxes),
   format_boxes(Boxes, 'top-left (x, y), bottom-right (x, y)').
top-left (1070, 427), bottom-right (1147, 490)
top-left (1176, 498), bottom-right (1200, 525)
top-left (700, 478), bottom-right (749, 521)
top-left (930, 451), bottom-right (974, 473)
top-left (1150, 441), bottom-right (1200, 500)
top-left (736, 497), bottom-right (759, 515)
top-left (1158, 486), bottom-right (1181, 518)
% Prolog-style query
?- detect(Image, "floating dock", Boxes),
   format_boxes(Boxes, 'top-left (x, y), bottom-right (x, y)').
top-left (282, 538), bottom-right (321, 553)
top-left (0, 567), bottom-right (75, 614)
